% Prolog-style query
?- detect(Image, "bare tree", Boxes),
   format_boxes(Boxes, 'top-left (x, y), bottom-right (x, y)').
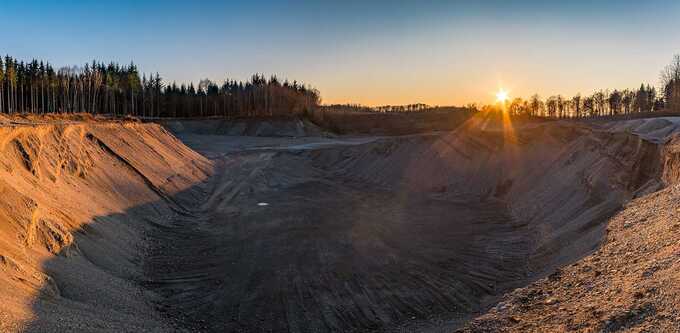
top-left (661, 54), bottom-right (680, 111)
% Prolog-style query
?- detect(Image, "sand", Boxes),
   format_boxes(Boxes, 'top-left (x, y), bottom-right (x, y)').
top-left (459, 186), bottom-right (680, 332)
top-left (597, 116), bottom-right (680, 142)
top-left (150, 115), bottom-right (670, 331)
top-left (0, 119), bottom-right (212, 332)
top-left (0, 114), bottom-right (677, 332)
top-left (459, 128), bottom-right (680, 332)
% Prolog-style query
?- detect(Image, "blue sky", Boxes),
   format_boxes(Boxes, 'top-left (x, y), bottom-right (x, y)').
top-left (2, 0), bottom-right (680, 105)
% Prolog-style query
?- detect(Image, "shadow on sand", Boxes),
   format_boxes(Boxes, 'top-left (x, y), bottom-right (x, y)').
top-left (21, 151), bottom-right (530, 333)
top-left (21, 181), bottom-right (209, 332)
top-left (21, 120), bottom-right (664, 332)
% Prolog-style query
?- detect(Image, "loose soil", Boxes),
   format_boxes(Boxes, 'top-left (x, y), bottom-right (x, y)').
top-left (0, 114), bottom-right (678, 332)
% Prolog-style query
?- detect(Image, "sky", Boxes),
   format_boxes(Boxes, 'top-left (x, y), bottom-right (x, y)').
top-left (2, 0), bottom-right (680, 106)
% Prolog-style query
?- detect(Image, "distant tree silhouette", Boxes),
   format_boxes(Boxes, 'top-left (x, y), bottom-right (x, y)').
top-left (529, 94), bottom-right (543, 116)
top-left (0, 56), bottom-right (320, 118)
top-left (661, 54), bottom-right (680, 112)
top-left (320, 103), bottom-right (467, 113)
top-left (571, 94), bottom-right (581, 118)
top-left (582, 96), bottom-right (594, 117)
top-left (508, 54), bottom-right (680, 119)
top-left (0, 57), bottom-right (4, 113)
top-left (633, 84), bottom-right (655, 113)
top-left (501, 82), bottom-right (665, 119)
top-left (608, 90), bottom-right (622, 115)
top-left (7, 53), bottom-right (680, 120)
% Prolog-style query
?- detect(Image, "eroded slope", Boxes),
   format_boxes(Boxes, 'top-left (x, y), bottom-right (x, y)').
top-left (0, 116), bottom-right (672, 333)
top-left (459, 133), bottom-right (680, 332)
top-left (149, 117), bottom-right (666, 332)
top-left (0, 121), bottom-right (212, 332)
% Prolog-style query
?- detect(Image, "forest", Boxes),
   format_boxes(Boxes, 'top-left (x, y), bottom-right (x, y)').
top-left (498, 55), bottom-right (680, 118)
top-left (0, 56), bottom-right (320, 118)
top-left (320, 103), bottom-right (476, 114)
top-left (323, 55), bottom-right (680, 119)
top-left (498, 84), bottom-right (660, 118)
top-left (3, 54), bottom-right (680, 120)
top-left (320, 85), bottom-right (666, 119)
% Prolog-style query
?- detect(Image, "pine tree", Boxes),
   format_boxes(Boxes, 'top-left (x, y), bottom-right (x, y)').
top-left (0, 57), bottom-right (4, 113)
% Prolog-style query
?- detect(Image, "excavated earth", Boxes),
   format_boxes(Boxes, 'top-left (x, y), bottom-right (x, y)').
top-left (0, 114), bottom-right (678, 332)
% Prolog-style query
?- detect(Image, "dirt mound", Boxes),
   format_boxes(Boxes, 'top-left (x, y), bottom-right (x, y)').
top-left (0, 120), bottom-right (211, 332)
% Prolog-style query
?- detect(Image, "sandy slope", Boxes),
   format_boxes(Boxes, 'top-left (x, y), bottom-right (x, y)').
top-left (151, 115), bottom-right (668, 332)
top-left (0, 119), bottom-right (211, 332)
top-left (458, 186), bottom-right (680, 332)
top-left (459, 133), bottom-right (680, 332)
top-left (0, 115), bottom-right (676, 332)
top-left (458, 186), bottom-right (680, 333)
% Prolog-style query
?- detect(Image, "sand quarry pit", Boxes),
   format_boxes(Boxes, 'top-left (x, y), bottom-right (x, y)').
top-left (0, 114), bottom-right (678, 332)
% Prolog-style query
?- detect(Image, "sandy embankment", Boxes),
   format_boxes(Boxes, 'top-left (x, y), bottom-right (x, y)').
top-left (151, 115), bottom-right (669, 332)
top-left (0, 114), bottom-right (677, 332)
top-left (460, 122), bottom-right (680, 332)
top-left (0, 119), bottom-right (212, 332)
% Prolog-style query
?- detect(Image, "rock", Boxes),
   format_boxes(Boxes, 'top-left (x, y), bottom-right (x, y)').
top-left (495, 302), bottom-right (510, 312)
top-left (545, 298), bottom-right (559, 305)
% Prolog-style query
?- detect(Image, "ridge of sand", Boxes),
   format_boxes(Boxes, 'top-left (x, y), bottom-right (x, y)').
top-left (458, 133), bottom-right (680, 332)
top-left (0, 120), bottom-right (212, 332)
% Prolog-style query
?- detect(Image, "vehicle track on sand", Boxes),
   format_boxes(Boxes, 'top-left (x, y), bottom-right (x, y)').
top-left (145, 119), bottom-right (666, 332)
top-left (0, 117), bottom-right (669, 332)
top-left (144, 138), bottom-right (531, 332)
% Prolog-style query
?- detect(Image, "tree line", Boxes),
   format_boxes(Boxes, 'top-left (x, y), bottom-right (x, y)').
top-left (504, 54), bottom-right (680, 118)
top-left (321, 103), bottom-right (474, 113)
top-left (660, 54), bottom-right (680, 112)
top-left (500, 84), bottom-right (660, 118)
top-left (0, 55), bottom-right (320, 118)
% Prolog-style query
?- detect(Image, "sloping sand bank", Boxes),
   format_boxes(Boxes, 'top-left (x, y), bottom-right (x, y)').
top-left (0, 120), bottom-right (212, 332)
top-left (0, 115), bottom-right (677, 332)
top-left (146, 115), bottom-right (671, 332)
top-left (460, 135), bottom-right (680, 332)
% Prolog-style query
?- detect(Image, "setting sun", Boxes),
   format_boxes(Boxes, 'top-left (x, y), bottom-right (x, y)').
top-left (496, 89), bottom-right (509, 103)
